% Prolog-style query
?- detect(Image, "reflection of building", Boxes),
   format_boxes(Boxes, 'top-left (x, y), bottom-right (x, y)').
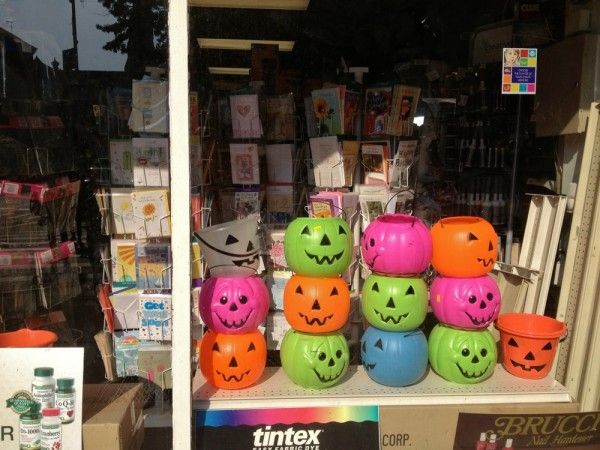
top-left (0, 26), bottom-right (62, 100)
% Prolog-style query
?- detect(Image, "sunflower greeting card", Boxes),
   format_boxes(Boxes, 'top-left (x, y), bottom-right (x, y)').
top-left (131, 189), bottom-right (171, 238)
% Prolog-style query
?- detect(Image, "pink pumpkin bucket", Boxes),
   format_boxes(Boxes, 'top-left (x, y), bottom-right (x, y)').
top-left (429, 275), bottom-right (500, 329)
top-left (361, 214), bottom-right (432, 276)
top-left (496, 313), bottom-right (566, 380)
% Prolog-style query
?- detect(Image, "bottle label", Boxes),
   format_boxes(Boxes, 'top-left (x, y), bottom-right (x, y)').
top-left (32, 385), bottom-right (55, 408)
top-left (19, 418), bottom-right (41, 450)
top-left (40, 423), bottom-right (61, 450)
top-left (55, 393), bottom-right (75, 423)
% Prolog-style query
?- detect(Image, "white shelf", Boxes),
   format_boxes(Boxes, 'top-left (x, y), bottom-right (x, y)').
top-left (192, 364), bottom-right (571, 410)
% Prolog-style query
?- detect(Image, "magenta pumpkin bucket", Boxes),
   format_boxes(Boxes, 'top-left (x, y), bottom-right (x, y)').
top-left (199, 275), bottom-right (269, 334)
top-left (429, 275), bottom-right (501, 329)
top-left (361, 214), bottom-right (432, 276)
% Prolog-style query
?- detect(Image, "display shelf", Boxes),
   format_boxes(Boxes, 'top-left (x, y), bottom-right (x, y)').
top-left (192, 364), bottom-right (571, 410)
top-left (144, 402), bottom-right (172, 428)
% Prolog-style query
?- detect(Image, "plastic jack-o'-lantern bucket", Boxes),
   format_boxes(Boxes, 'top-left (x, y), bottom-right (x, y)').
top-left (496, 313), bottom-right (566, 380)
top-left (194, 214), bottom-right (260, 277)
top-left (0, 329), bottom-right (58, 348)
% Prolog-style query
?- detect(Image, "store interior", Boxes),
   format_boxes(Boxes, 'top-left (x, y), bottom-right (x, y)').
top-left (1, 0), bottom-right (599, 449)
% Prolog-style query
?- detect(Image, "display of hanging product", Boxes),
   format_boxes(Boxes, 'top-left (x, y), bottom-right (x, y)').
top-left (0, 242), bottom-right (81, 329)
top-left (0, 180), bottom-right (80, 248)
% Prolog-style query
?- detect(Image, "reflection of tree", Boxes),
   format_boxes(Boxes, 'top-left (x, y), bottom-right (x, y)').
top-left (96, 0), bottom-right (167, 76)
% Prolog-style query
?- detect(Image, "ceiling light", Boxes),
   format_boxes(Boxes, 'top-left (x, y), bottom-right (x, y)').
top-left (189, 0), bottom-right (309, 10)
top-left (198, 38), bottom-right (295, 52)
top-left (208, 67), bottom-right (251, 76)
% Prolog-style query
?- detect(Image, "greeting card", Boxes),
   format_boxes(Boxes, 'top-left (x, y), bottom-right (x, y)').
top-left (135, 243), bottom-right (172, 290)
top-left (111, 239), bottom-right (136, 289)
top-left (110, 188), bottom-right (136, 235)
top-left (234, 190), bottom-right (261, 219)
top-left (139, 293), bottom-right (172, 341)
top-left (361, 141), bottom-right (391, 185)
top-left (129, 79), bottom-right (168, 134)
top-left (110, 139), bottom-right (134, 186)
top-left (132, 137), bottom-right (169, 187)
top-left (387, 85), bottom-right (421, 136)
top-left (229, 143), bottom-right (260, 185)
top-left (311, 88), bottom-right (343, 136)
top-left (309, 136), bottom-right (344, 187)
top-left (363, 86), bottom-right (393, 137)
top-left (266, 94), bottom-right (295, 141)
top-left (230, 94), bottom-right (263, 138)
top-left (131, 189), bottom-right (171, 238)
top-left (265, 143), bottom-right (294, 184)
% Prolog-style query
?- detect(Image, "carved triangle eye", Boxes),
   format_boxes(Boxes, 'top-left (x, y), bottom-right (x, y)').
top-left (374, 339), bottom-right (383, 350)
top-left (248, 342), bottom-right (256, 352)
top-left (542, 342), bottom-right (552, 351)
top-left (295, 285), bottom-right (303, 295)
top-left (225, 234), bottom-right (239, 245)
top-left (508, 338), bottom-right (519, 347)
top-left (468, 232), bottom-right (478, 241)
top-left (372, 282), bottom-right (379, 292)
top-left (330, 287), bottom-right (339, 296)
top-left (301, 226), bottom-right (310, 236)
top-left (338, 225), bottom-right (347, 235)
top-left (212, 342), bottom-right (220, 352)
top-left (405, 286), bottom-right (415, 295)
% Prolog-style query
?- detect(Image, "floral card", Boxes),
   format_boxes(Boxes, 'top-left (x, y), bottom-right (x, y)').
top-left (110, 188), bottom-right (136, 235)
top-left (111, 239), bottom-right (137, 289)
top-left (229, 143), bottom-right (260, 185)
top-left (230, 94), bottom-right (263, 138)
top-left (311, 88), bottom-right (343, 136)
top-left (132, 137), bottom-right (170, 187)
top-left (131, 189), bottom-right (171, 238)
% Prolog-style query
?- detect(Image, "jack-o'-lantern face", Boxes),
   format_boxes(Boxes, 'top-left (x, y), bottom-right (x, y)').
top-left (199, 276), bottom-right (269, 334)
top-left (360, 327), bottom-right (428, 387)
top-left (431, 217), bottom-right (498, 278)
top-left (428, 324), bottom-right (496, 384)
top-left (506, 337), bottom-right (554, 375)
top-left (361, 214), bottom-right (432, 276)
top-left (284, 275), bottom-right (350, 333)
top-left (194, 215), bottom-right (260, 276)
top-left (361, 274), bottom-right (428, 331)
top-left (429, 275), bottom-right (500, 329)
top-left (284, 218), bottom-right (352, 277)
top-left (280, 330), bottom-right (349, 389)
top-left (199, 330), bottom-right (266, 389)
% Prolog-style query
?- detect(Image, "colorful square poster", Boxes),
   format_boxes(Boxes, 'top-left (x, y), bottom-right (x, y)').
top-left (502, 48), bottom-right (537, 95)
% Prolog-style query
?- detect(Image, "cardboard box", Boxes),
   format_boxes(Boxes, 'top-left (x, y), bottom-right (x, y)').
top-left (83, 383), bottom-right (145, 450)
top-left (379, 402), bottom-right (578, 450)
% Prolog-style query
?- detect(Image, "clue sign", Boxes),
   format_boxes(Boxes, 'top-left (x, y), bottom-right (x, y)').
top-left (502, 48), bottom-right (537, 94)
top-left (196, 406), bottom-right (379, 450)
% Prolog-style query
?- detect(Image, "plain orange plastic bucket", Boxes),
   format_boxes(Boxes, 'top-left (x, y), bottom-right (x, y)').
top-left (496, 313), bottom-right (566, 379)
top-left (0, 328), bottom-right (58, 348)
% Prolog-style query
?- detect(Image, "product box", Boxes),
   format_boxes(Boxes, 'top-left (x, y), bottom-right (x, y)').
top-left (82, 383), bottom-right (144, 450)
top-left (379, 402), bottom-right (578, 450)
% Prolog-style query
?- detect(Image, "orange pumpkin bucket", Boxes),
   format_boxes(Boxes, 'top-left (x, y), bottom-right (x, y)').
top-left (496, 313), bottom-right (566, 379)
top-left (0, 328), bottom-right (58, 348)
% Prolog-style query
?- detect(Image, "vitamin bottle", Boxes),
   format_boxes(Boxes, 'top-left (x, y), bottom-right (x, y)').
top-left (55, 378), bottom-right (75, 424)
top-left (19, 403), bottom-right (41, 450)
top-left (40, 408), bottom-right (62, 450)
top-left (32, 368), bottom-right (55, 409)
top-left (486, 433), bottom-right (497, 450)
top-left (475, 432), bottom-right (487, 450)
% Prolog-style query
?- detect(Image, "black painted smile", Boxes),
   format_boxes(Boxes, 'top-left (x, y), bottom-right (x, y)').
top-left (299, 313), bottom-right (333, 326)
top-left (305, 250), bottom-right (344, 265)
top-left (364, 363), bottom-right (376, 371)
top-left (313, 361), bottom-right (346, 383)
top-left (477, 258), bottom-right (494, 267)
top-left (465, 311), bottom-right (495, 326)
top-left (216, 311), bottom-right (252, 329)
top-left (374, 309), bottom-right (408, 324)
top-left (510, 360), bottom-right (546, 372)
top-left (455, 362), bottom-right (491, 379)
top-left (232, 254), bottom-right (259, 266)
top-left (216, 369), bottom-right (250, 382)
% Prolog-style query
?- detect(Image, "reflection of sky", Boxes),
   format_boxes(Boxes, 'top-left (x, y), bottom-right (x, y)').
top-left (1, 0), bottom-right (126, 71)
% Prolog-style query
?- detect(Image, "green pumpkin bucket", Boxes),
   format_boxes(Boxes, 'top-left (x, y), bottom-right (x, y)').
top-left (284, 217), bottom-right (352, 277)
top-left (428, 324), bottom-right (497, 384)
top-left (280, 329), bottom-right (349, 389)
